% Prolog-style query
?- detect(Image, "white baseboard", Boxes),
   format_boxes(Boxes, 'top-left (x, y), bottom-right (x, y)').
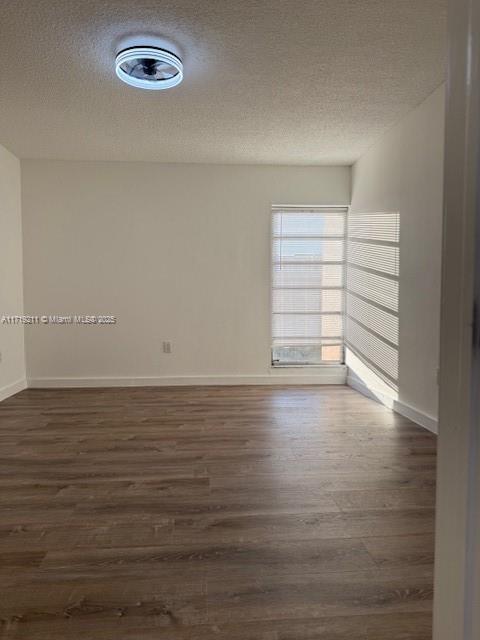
top-left (347, 372), bottom-right (438, 434)
top-left (0, 378), bottom-right (27, 402)
top-left (347, 372), bottom-right (397, 409)
top-left (28, 367), bottom-right (347, 389)
top-left (394, 400), bottom-right (438, 434)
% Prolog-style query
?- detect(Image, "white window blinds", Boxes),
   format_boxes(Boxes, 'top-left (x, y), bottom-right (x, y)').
top-left (271, 206), bottom-right (348, 365)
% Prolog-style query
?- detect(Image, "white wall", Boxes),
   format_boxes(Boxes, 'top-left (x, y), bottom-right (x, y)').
top-left (347, 85), bottom-right (445, 427)
top-left (434, 1), bottom-right (480, 634)
top-left (21, 162), bottom-right (350, 385)
top-left (0, 143), bottom-right (26, 399)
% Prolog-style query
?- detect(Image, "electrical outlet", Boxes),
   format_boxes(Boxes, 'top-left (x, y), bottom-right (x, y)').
top-left (162, 341), bottom-right (172, 354)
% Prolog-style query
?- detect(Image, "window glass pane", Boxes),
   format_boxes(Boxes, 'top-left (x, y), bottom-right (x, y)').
top-left (273, 213), bottom-right (345, 237)
top-left (273, 263), bottom-right (344, 288)
top-left (273, 238), bottom-right (344, 262)
top-left (272, 313), bottom-right (343, 340)
top-left (272, 289), bottom-right (344, 314)
top-left (322, 345), bottom-right (343, 362)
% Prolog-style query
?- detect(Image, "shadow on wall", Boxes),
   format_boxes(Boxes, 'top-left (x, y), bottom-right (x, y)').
top-left (345, 211), bottom-right (400, 405)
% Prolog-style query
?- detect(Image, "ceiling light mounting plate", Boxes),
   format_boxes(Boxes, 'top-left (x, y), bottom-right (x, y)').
top-left (115, 46), bottom-right (183, 90)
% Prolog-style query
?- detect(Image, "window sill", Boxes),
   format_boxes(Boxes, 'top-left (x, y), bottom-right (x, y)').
top-left (271, 363), bottom-right (346, 369)
top-left (268, 363), bottom-right (347, 384)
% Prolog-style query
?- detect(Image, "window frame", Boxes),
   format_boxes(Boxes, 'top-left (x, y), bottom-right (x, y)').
top-left (270, 204), bottom-right (349, 368)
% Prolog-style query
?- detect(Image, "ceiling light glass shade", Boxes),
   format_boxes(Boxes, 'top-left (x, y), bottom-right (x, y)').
top-left (115, 47), bottom-right (183, 90)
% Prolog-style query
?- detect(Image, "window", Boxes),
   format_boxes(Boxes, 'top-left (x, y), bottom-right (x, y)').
top-left (271, 206), bottom-right (348, 366)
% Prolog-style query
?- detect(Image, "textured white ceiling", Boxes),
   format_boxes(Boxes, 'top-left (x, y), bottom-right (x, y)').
top-left (0, 0), bottom-right (446, 164)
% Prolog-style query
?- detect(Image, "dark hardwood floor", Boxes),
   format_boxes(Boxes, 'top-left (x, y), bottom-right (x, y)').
top-left (0, 385), bottom-right (436, 639)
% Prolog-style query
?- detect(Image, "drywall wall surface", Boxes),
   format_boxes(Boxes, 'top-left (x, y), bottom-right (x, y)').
top-left (21, 162), bottom-right (350, 381)
top-left (347, 84), bottom-right (445, 422)
top-left (0, 143), bottom-right (26, 397)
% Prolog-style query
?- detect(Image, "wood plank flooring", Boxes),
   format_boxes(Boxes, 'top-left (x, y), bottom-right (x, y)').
top-left (0, 385), bottom-right (436, 639)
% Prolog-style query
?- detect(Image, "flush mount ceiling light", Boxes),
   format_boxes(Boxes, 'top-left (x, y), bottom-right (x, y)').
top-left (115, 46), bottom-right (183, 90)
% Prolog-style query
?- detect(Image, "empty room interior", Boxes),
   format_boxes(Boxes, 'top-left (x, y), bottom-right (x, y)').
top-left (0, 1), bottom-right (454, 638)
